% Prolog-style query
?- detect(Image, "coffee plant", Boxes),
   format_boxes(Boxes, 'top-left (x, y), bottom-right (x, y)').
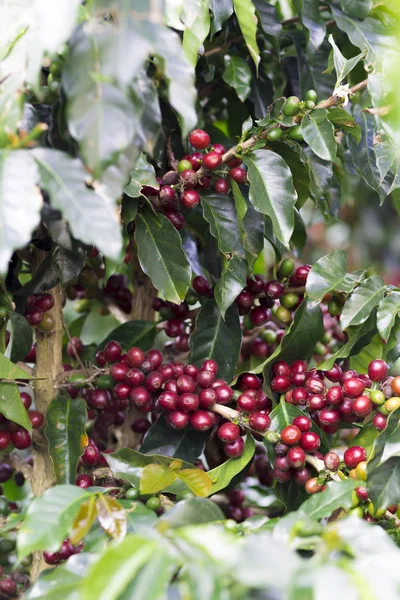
top-left (0, 0), bottom-right (399, 598)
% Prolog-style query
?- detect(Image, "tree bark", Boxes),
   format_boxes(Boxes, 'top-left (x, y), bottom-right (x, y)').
top-left (130, 252), bottom-right (156, 321)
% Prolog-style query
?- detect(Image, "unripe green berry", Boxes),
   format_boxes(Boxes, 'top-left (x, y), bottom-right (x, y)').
top-left (281, 293), bottom-right (299, 309)
top-left (126, 487), bottom-right (140, 499)
top-left (185, 291), bottom-right (198, 305)
top-left (305, 89), bottom-right (318, 103)
top-left (283, 96), bottom-right (301, 117)
top-left (328, 299), bottom-right (341, 316)
top-left (262, 329), bottom-right (277, 344)
top-left (276, 305), bottom-right (292, 324)
top-left (243, 314), bottom-right (254, 331)
top-left (314, 341), bottom-right (326, 356)
top-left (146, 497), bottom-right (161, 511)
top-left (370, 390), bottom-right (385, 405)
top-left (178, 159), bottom-right (193, 173)
top-left (266, 127), bottom-right (283, 141)
top-left (288, 125), bottom-right (303, 141)
top-left (305, 100), bottom-right (315, 110)
top-left (278, 258), bottom-right (294, 278)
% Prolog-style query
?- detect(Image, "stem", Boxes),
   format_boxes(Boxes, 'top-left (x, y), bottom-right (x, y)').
top-left (131, 249), bottom-right (156, 321)
top-left (316, 80), bottom-right (368, 109)
top-left (305, 454), bottom-right (341, 482)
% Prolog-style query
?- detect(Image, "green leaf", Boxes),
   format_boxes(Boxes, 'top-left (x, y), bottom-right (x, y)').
top-left (0, 383), bottom-right (31, 431)
top-left (96, 320), bottom-right (157, 352)
top-left (0, 150), bottom-right (40, 274)
top-left (201, 193), bottom-right (246, 258)
top-left (306, 250), bottom-right (366, 305)
top-left (368, 408), bottom-right (400, 469)
top-left (5, 312), bottom-right (32, 364)
top-left (140, 463), bottom-right (177, 494)
top-left (367, 458), bottom-right (400, 512)
top-left (33, 148), bottom-right (122, 259)
top-left (340, 276), bottom-right (385, 330)
top-left (0, 353), bottom-right (32, 379)
top-left (182, 0), bottom-right (211, 66)
top-left (158, 497), bottom-right (224, 528)
top-left (327, 107), bottom-right (361, 143)
top-left (318, 311), bottom-right (377, 370)
top-left (352, 423), bottom-right (378, 457)
top-left (81, 536), bottom-right (159, 600)
top-left (231, 181), bottom-right (264, 266)
top-left (17, 485), bottom-right (91, 560)
top-left (116, 551), bottom-right (174, 600)
top-left (222, 55), bottom-right (252, 102)
top-left (253, 0), bottom-right (282, 41)
top-left (24, 554), bottom-right (90, 600)
top-left (207, 435), bottom-right (255, 494)
top-left (134, 205), bottom-right (191, 304)
top-left (327, 34), bottom-right (366, 88)
top-left (272, 142), bottom-right (311, 208)
top-left (340, 0), bottom-right (372, 19)
top-left (302, 146), bottom-right (333, 200)
top-left (139, 415), bottom-right (209, 463)
top-left (189, 299), bottom-right (242, 382)
top-left (177, 469), bottom-right (213, 497)
top-left (80, 311), bottom-right (120, 346)
top-left (297, 480), bottom-right (358, 520)
top-left (377, 292), bottom-right (400, 342)
top-left (214, 255), bottom-right (247, 317)
top-left (233, 0), bottom-right (260, 71)
top-left (301, 109), bottom-right (337, 162)
top-left (293, 0), bottom-right (326, 51)
top-left (124, 154), bottom-right (159, 198)
top-left (45, 394), bottom-right (88, 485)
top-left (244, 149), bottom-right (297, 248)
top-left (210, 0), bottom-right (234, 38)
top-left (349, 334), bottom-right (384, 374)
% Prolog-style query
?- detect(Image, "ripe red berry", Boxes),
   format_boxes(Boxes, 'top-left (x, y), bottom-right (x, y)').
top-left (20, 392), bottom-right (32, 410)
top-left (11, 428), bottom-right (31, 450)
top-left (323, 364), bottom-right (343, 382)
top-left (146, 349), bottom-right (163, 370)
top-left (178, 393), bottom-right (199, 412)
top-left (294, 467), bottom-right (311, 485)
top-left (95, 351), bottom-right (106, 368)
top-left (274, 468), bottom-right (292, 483)
top-left (274, 455), bottom-right (290, 471)
top-left (196, 370), bottom-right (215, 389)
top-left (0, 578), bottom-right (17, 596)
top-left (43, 550), bottom-right (60, 565)
top-left (250, 306), bottom-right (270, 327)
top-left (281, 425), bottom-right (301, 445)
top-left (91, 389), bottom-right (111, 410)
top-left (249, 412), bottom-right (271, 432)
top-left (324, 451), bottom-right (340, 471)
top-left (0, 464), bottom-right (12, 483)
top-left (326, 386), bottom-right (343, 406)
top-left (131, 418), bottom-right (151, 433)
top-left (104, 340), bottom-right (122, 363)
top-left (201, 359), bottom-right (218, 374)
top-left (159, 391), bottom-right (179, 411)
top-left (212, 143), bottom-right (225, 155)
top-left (287, 446), bottom-right (306, 469)
top-left (224, 437), bottom-right (244, 458)
top-left (188, 152), bottom-right (203, 171)
top-left (82, 444), bottom-right (101, 466)
top-left (203, 151), bottom-right (222, 170)
top-left (292, 415), bottom-right (311, 432)
top-left (356, 486), bottom-right (369, 501)
top-left (166, 410), bottom-right (190, 429)
top-left (189, 129), bottom-right (210, 150)
top-left (352, 395), bottom-right (372, 418)
top-left (291, 387), bottom-right (309, 405)
top-left (29, 410), bottom-right (44, 429)
top-left (192, 276), bottom-right (211, 296)
top-left (58, 539), bottom-right (74, 561)
top-left (342, 377), bottom-right (365, 398)
top-left (373, 412), bottom-right (387, 431)
top-left (299, 431), bottom-right (321, 452)
top-left (145, 371), bottom-right (163, 392)
top-left (67, 337), bottom-right (84, 359)
top-left (182, 189), bottom-right (200, 208)
top-left (319, 408), bottom-right (340, 426)
top-left (368, 359), bottom-right (388, 382)
top-left (228, 167), bottom-right (247, 183)
top-left (35, 292), bottom-right (54, 312)
top-left (237, 394), bottom-right (256, 412)
top-left (177, 375), bottom-right (196, 394)
top-left (305, 477), bottom-right (324, 494)
top-left (305, 377), bottom-right (326, 395)
top-left (0, 430), bottom-right (11, 451)
top-left (343, 446), bottom-right (367, 468)
top-left (25, 308), bottom-right (43, 326)
top-left (218, 422), bottom-right (240, 442)
top-left (130, 386), bottom-right (150, 407)
top-left (214, 178), bottom-right (229, 194)
top-left (110, 362), bottom-right (129, 382)
top-left (76, 474), bottom-right (93, 489)
top-left (166, 211), bottom-right (185, 230)
top-left (190, 411), bottom-right (214, 431)
top-left (198, 388), bottom-right (216, 409)
top-left (271, 376), bottom-right (291, 393)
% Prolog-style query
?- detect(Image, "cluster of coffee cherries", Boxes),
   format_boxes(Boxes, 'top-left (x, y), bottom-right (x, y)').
top-left (140, 128), bottom-right (247, 232)
top-left (270, 358), bottom-right (393, 434)
top-left (0, 391), bottom-right (43, 453)
top-left (23, 293), bottom-right (55, 331)
top-left (43, 538), bottom-right (84, 566)
top-left (0, 565), bottom-right (30, 598)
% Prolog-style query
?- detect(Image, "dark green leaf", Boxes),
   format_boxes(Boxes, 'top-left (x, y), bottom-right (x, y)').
top-left (318, 311), bottom-right (377, 370)
top-left (0, 150), bottom-right (40, 274)
top-left (17, 485), bottom-right (91, 560)
top-left (340, 0), bottom-right (372, 19)
top-left (297, 480), bottom-right (358, 520)
top-left (124, 154), bottom-right (159, 198)
top-left (272, 142), bottom-right (311, 208)
top-left (139, 415), bottom-right (208, 463)
top-left (367, 458), bottom-right (400, 511)
top-left (201, 193), bottom-right (245, 258)
top-left (231, 181), bottom-right (264, 266)
top-left (301, 109), bottom-right (337, 162)
top-left (222, 56), bottom-right (252, 102)
top-left (327, 107), bottom-right (361, 143)
top-left (33, 148), bottom-right (122, 259)
top-left (244, 149), bottom-right (297, 248)
top-left (377, 292), bottom-right (400, 342)
top-left (0, 354), bottom-right (32, 379)
top-left (134, 205), bottom-right (191, 304)
top-left (5, 312), bottom-right (32, 363)
top-left (253, 0), bottom-right (282, 40)
top-left (189, 299), bottom-right (242, 382)
top-left (340, 276), bottom-right (385, 330)
top-left (207, 435), bottom-right (255, 494)
top-left (214, 255), bottom-right (247, 317)
top-left (368, 408), bottom-right (400, 470)
top-left (352, 423), bottom-right (378, 456)
top-left (158, 497), bottom-right (224, 528)
top-left (96, 320), bottom-right (157, 352)
top-left (306, 250), bottom-right (366, 305)
top-left (45, 394), bottom-right (88, 485)
top-left (0, 383), bottom-right (31, 431)
top-left (327, 34), bottom-right (366, 88)
top-left (293, 0), bottom-right (326, 51)
top-left (350, 334), bottom-right (384, 374)
top-left (301, 146), bottom-right (333, 200)
top-left (233, 0), bottom-right (260, 70)
top-left (210, 0), bottom-right (234, 38)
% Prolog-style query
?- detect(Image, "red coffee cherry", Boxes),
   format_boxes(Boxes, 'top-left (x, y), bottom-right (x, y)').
top-left (67, 337), bottom-right (84, 359)
top-left (299, 431), bottom-right (321, 452)
top-left (305, 477), bottom-right (324, 494)
top-left (368, 359), bottom-right (388, 382)
top-left (212, 143), bottom-right (225, 155)
top-left (281, 425), bottom-right (301, 445)
top-left (291, 387), bottom-right (309, 405)
top-left (104, 340), bottom-right (122, 363)
top-left (342, 377), bottom-right (365, 398)
top-left (319, 408), bottom-right (340, 426)
top-left (0, 430), bottom-right (11, 451)
top-left (373, 412), bottom-right (387, 431)
top-left (76, 474), bottom-right (93, 489)
top-left (182, 189), bottom-right (200, 208)
top-left (228, 167), bottom-right (247, 183)
top-left (287, 446), bottom-right (306, 469)
top-left (198, 388), bottom-right (216, 409)
top-left (203, 151), bottom-right (222, 170)
top-left (249, 412), bottom-right (271, 432)
top-left (190, 411), bottom-right (214, 431)
top-left (110, 362), bottom-right (129, 382)
top-left (82, 444), bottom-right (101, 467)
top-left (214, 385), bottom-right (234, 405)
top-left (294, 467), bottom-right (311, 485)
top-left (323, 364), bottom-right (343, 382)
top-left (356, 486), bottom-right (369, 501)
top-left (265, 280), bottom-right (284, 299)
top-left (130, 386), bottom-right (150, 407)
top-left (274, 468), bottom-right (292, 483)
top-left (177, 375), bottom-right (197, 394)
top-left (274, 455), bottom-right (290, 471)
top-left (11, 428), bottom-right (31, 450)
top-left (20, 392), bottom-right (32, 410)
top-left (43, 550), bottom-right (60, 565)
top-left (352, 395), bottom-right (372, 418)
top-left (250, 306), bottom-right (270, 327)
top-left (292, 415), bottom-right (311, 432)
top-left (271, 376), bottom-right (291, 393)
top-left (192, 276), bottom-right (211, 296)
top-left (218, 422), bottom-right (240, 443)
top-left (343, 446), bottom-right (367, 468)
top-left (201, 359), bottom-right (218, 374)
top-left (326, 386), bottom-right (343, 406)
top-left (189, 129), bottom-right (210, 150)
top-left (166, 211), bottom-right (185, 230)
top-left (214, 178), bottom-right (230, 194)
top-left (166, 410), bottom-right (190, 429)
top-left (224, 437), bottom-right (244, 458)
top-left (237, 394), bottom-right (256, 413)
top-left (29, 411), bottom-right (44, 429)
top-left (0, 578), bottom-right (17, 596)
top-left (178, 393), bottom-right (199, 412)
top-left (324, 451), bottom-right (340, 471)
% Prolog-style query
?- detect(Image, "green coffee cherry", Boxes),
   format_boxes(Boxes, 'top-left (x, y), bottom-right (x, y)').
top-left (348, 506), bottom-right (363, 518)
top-left (370, 390), bottom-right (385, 406)
top-left (276, 306), bottom-right (292, 324)
top-left (0, 498), bottom-right (9, 516)
top-left (68, 373), bottom-right (87, 389)
top-left (283, 96), bottom-right (301, 117)
top-left (126, 487), bottom-right (140, 499)
top-left (178, 159), bottom-right (192, 173)
top-left (278, 258), bottom-right (294, 278)
top-left (314, 341), bottom-right (326, 356)
top-left (305, 100), bottom-right (315, 110)
top-left (328, 299), bottom-right (341, 317)
top-left (146, 497), bottom-right (161, 511)
top-left (288, 125), bottom-right (303, 141)
top-left (176, 490), bottom-right (194, 502)
top-left (281, 293), bottom-right (299, 309)
top-left (266, 127), bottom-right (283, 142)
top-left (243, 314), bottom-right (254, 331)
top-left (96, 374), bottom-right (114, 389)
top-left (305, 89), bottom-right (318, 103)
top-left (185, 291), bottom-right (198, 306)
top-left (0, 306), bottom-right (8, 319)
top-left (262, 329), bottom-right (277, 344)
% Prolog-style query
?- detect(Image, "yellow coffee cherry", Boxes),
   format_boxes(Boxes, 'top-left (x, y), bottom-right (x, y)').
top-left (349, 469), bottom-right (358, 480)
top-left (349, 506), bottom-right (363, 518)
top-left (350, 490), bottom-right (360, 509)
top-left (384, 397), bottom-right (400, 413)
top-left (355, 461), bottom-right (367, 482)
top-left (368, 501), bottom-right (385, 519)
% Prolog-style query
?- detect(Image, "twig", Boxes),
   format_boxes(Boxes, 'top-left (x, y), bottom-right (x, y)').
top-left (316, 79), bottom-right (368, 109)
top-left (104, 299), bottom-right (130, 323)
top-left (384, 510), bottom-right (400, 529)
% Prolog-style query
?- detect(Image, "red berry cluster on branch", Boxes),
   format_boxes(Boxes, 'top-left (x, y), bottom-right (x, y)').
top-left (24, 293), bottom-right (55, 331)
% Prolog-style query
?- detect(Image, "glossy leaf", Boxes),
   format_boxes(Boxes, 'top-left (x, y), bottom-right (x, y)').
top-left (116, 551), bottom-right (174, 600)
top-left (233, 0), bottom-right (260, 70)
top-left (0, 353), bottom-right (31, 379)
top-left (177, 469), bottom-right (213, 497)
top-left (231, 181), bottom-right (264, 267)
top-left (340, 276), bottom-right (385, 330)
top-left (318, 311), bottom-right (377, 371)
top-left (327, 107), bottom-right (361, 143)
top-left (223, 55), bottom-right (252, 102)
top-left (45, 394), bottom-right (88, 485)
top-left (17, 485), bottom-right (91, 560)
top-left (210, 0), bottom-right (234, 37)
top-left (352, 423), bottom-right (378, 457)
top-left (33, 148), bottom-right (122, 259)
top-left (0, 383), bottom-right (32, 431)
top-left (306, 250), bottom-right (366, 305)
top-left (272, 142), bottom-right (311, 208)
top-left (350, 334), bottom-right (384, 374)
top-left (201, 193), bottom-right (246, 258)
top-left (96, 495), bottom-right (127, 541)
top-left (182, 0), bottom-right (211, 66)
top-left (340, 0), bottom-right (372, 19)
top-left (377, 292), bottom-right (400, 342)
top-left (139, 415), bottom-right (209, 463)
top-left (367, 458), bottom-right (400, 511)
top-left (253, 0), bottom-right (282, 40)
top-left (96, 320), bottom-right (157, 352)
top-left (297, 480), bottom-right (358, 521)
top-left (293, 0), bottom-right (325, 51)
top-left (214, 255), bottom-right (247, 317)
top-left (4, 312), bottom-right (32, 364)
top-left (69, 496), bottom-right (98, 545)
top-left (135, 205), bottom-right (191, 304)
top-left (327, 34), bottom-right (366, 88)
top-left (140, 463), bottom-right (178, 494)
top-left (189, 299), bottom-right (242, 382)
top-left (124, 154), bottom-right (159, 198)
top-left (244, 149), bottom-right (297, 248)
top-left (208, 434), bottom-right (255, 494)
top-left (301, 109), bottom-right (337, 162)
top-left (0, 150), bottom-right (41, 274)
top-left (158, 497), bottom-right (224, 528)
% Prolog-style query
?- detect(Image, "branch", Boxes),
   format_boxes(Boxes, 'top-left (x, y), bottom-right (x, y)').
top-left (316, 79), bottom-right (368, 109)
top-left (305, 454), bottom-right (341, 482)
